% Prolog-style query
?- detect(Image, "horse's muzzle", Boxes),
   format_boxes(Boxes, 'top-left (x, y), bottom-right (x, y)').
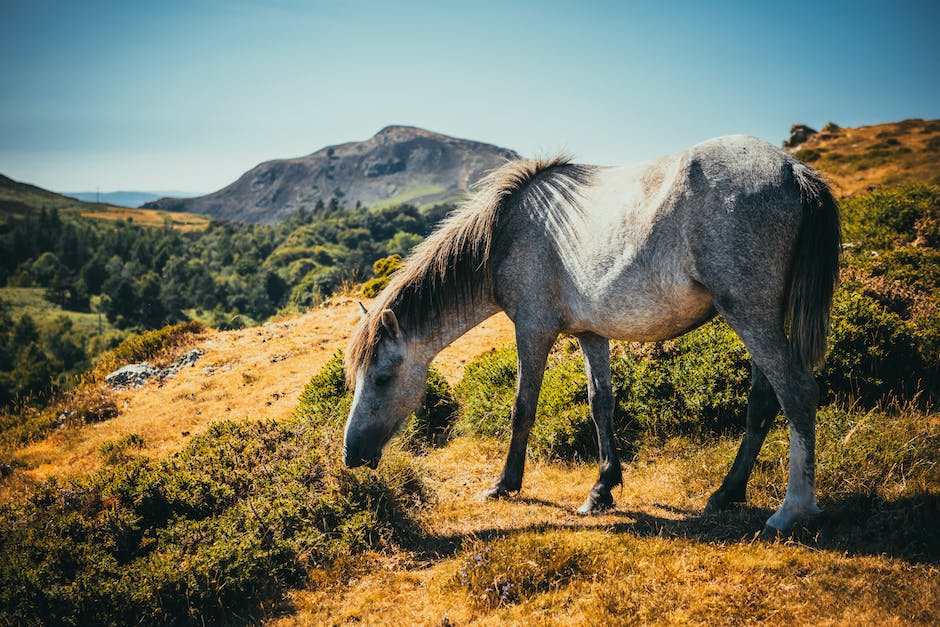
top-left (342, 442), bottom-right (382, 469)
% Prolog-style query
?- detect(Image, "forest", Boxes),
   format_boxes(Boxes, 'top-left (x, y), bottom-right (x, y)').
top-left (0, 200), bottom-right (452, 408)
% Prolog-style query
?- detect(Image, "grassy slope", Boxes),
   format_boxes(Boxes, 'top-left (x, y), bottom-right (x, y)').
top-left (278, 432), bottom-right (939, 626)
top-left (3, 300), bottom-right (514, 486)
top-left (789, 118), bottom-right (940, 196)
top-left (0, 287), bottom-right (120, 340)
top-left (0, 173), bottom-right (209, 231)
top-left (1, 120), bottom-right (939, 624)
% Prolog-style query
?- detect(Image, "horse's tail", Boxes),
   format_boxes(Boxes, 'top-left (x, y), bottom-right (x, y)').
top-left (786, 162), bottom-right (842, 370)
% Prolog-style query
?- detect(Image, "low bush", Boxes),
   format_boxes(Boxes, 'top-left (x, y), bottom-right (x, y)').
top-left (99, 433), bottom-right (145, 465)
top-left (840, 184), bottom-right (939, 249)
top-left (455, 296), bottom-right (935, 460)
top-left (403, 366), bottom-right (459, 451)
top-left (452, 346), bottom-right (518, 442)
top-left (293, 350), bottom-right (352, 429)
top-left (821, 290), bottom-right (931, 404)
top-left (0, 357), bottom-right (432, 625)
top-left (454, 533), bottom-right (596, 608)
top-left (360, 254), bottom-right (403, 298)
top-left (456, 320), bottom-right (751, 460)
top-left (615, 320), bottom-right (751, 437)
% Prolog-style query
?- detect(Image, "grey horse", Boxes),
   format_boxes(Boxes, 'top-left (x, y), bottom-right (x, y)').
top-left (342, 135), bottom-right (841, 532)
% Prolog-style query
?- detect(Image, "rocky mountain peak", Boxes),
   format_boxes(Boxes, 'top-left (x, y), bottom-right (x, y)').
top-left (145, 126), bottom-right (518, 224)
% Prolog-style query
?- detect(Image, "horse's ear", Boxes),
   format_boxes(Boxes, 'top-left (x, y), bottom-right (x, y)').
top-left (380, 309), bottom-right (400, 340)
top-left (357, 301), bottom-right (368, 317)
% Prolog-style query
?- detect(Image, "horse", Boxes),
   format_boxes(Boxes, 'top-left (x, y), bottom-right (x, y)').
top-left (342, 135), bottom-right (841, 532)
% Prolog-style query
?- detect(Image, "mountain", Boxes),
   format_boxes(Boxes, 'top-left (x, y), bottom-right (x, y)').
top-left (62, 191), bottom-right (199, 208)
top-left (783, 118), bottom-right (940, 196)
top-left (143, 125), bottom-right (520, 225)
top-left (0, 173), bottom-right (86, 214)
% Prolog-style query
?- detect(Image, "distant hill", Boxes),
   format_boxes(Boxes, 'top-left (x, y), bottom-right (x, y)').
top-left (0, 173), bottom-right (209, 230)
top-left (784, 118), bottom-right (940, 196)
top-left (144, 125), bottom-right (519, 225)
top-left (62, 191), bottom-right (199, 208)
top-left (0, 173), bottom-right (85, 214)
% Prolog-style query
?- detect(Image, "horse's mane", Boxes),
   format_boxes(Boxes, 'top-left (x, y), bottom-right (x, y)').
top-left (345, 154), bottom-right (582, 385)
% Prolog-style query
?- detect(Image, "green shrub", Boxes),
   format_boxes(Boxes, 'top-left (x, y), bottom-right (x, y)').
top-left (293, 350), bottom-right (352, 429)
top-left (615, 320), bottom-right (751, 437)
top-left (402, 367), bottom-right (459, 451)
top-left (456, 320), bottom-right (752, 460)
top-left (99, 433), bottom-right (145, 465)
top-left (0, 411), bottom-right (426, 624)
top-left (529, 353), bottom-right (595, 460)
top-left (360, 254), bottom-right (403, 298)
top-left (840, 184), bottom-right (940, 249)
top-left (822, 290), bottom-right (928, 405)
top-left (793, 148), bottom-right (822, 162)
top-left (454, 345), bottom-right (597, 460)
top-left (455, 290), bottom-right (937, 460)
top-left (453, 346), bottom-right (518, 441)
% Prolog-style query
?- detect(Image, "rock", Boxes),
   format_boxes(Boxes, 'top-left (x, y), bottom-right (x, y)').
top-left (105, 349), bottom-right (203, 389)
top-left (821, 122), bottom-right (840, 133)
top-left (164, 349), bottom-right (203, 378)
top-left (783, 124), bottom-right (818, 149)
top-left (105, 363), bottom-right (162, 389)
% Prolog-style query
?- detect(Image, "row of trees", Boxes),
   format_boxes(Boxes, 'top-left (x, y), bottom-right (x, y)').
top-left (0, 202), bottom-right (452, 408)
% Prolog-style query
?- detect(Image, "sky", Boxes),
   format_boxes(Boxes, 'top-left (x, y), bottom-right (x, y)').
top-left (1, 0), bottom-right (938, 194)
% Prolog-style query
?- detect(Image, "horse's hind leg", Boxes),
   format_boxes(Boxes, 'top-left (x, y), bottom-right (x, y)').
top-left (706, 362), bottom-right (779, 510)
top-left (721, 321), bottom-right (821, 531)
top-left (576, 333), bottom-right (622, 514)
top-left (482, 327), bottom-right (557, 499)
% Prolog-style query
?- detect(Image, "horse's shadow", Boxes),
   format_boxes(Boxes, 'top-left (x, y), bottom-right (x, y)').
top-left (408, 492), bottom-right (940, 565)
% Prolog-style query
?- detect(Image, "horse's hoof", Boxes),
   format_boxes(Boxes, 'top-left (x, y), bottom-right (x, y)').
top-left (577, 491), bottom-right (614, 515)
top-left (765, 502), bottom-right (822, 533)
top-left (760, 524), bottom-right (786, 540)
top-left (480, 485), bottom-right (517, 501)
top-left (704, 488), bottom-right (745, 512)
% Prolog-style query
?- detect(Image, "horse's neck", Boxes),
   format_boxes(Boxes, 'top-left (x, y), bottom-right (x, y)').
top-left (412, 299), bottom-right (501, 363)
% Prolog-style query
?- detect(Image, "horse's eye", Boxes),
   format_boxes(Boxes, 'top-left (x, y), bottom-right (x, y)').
top-left (374, 373), bottom-right (392, 386)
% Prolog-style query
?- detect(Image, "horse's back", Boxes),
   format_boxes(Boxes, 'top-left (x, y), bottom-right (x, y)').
top-left (507, 136), bottom-right (807, 341)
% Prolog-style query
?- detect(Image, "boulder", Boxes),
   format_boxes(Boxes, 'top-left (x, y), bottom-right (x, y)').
top-left (783, 124), bottom-right (818, 149)
top-left (105, 363), bottom-right (162, 389)
top-left (105, 349), bottom-right (204, 389)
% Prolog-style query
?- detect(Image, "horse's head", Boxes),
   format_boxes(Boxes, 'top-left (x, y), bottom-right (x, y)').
top-left (343, 308), bottom-right (428, 469)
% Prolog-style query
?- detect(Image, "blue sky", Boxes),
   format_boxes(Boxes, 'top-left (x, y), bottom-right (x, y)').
top-left (1, 0), bottom-right (938, 193)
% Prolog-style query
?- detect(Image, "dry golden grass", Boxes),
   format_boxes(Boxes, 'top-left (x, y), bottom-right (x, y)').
top-left (5, 300), bottom-right (513, 488)
top-left (77, 205), bottom-right (210, 231)
top-left (790, 118), bottom-right (940, 196)
top-left (273, 434), bottom-right (940, 626)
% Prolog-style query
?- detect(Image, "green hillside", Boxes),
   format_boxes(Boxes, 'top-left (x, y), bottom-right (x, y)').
top-left (0, 174), bottom-right (452, 409)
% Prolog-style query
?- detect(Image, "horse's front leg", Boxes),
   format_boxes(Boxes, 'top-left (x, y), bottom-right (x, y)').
top-left (576, 333), bottom-right (622, 513)
top-left (482, 329), bottom-right (557, 499)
